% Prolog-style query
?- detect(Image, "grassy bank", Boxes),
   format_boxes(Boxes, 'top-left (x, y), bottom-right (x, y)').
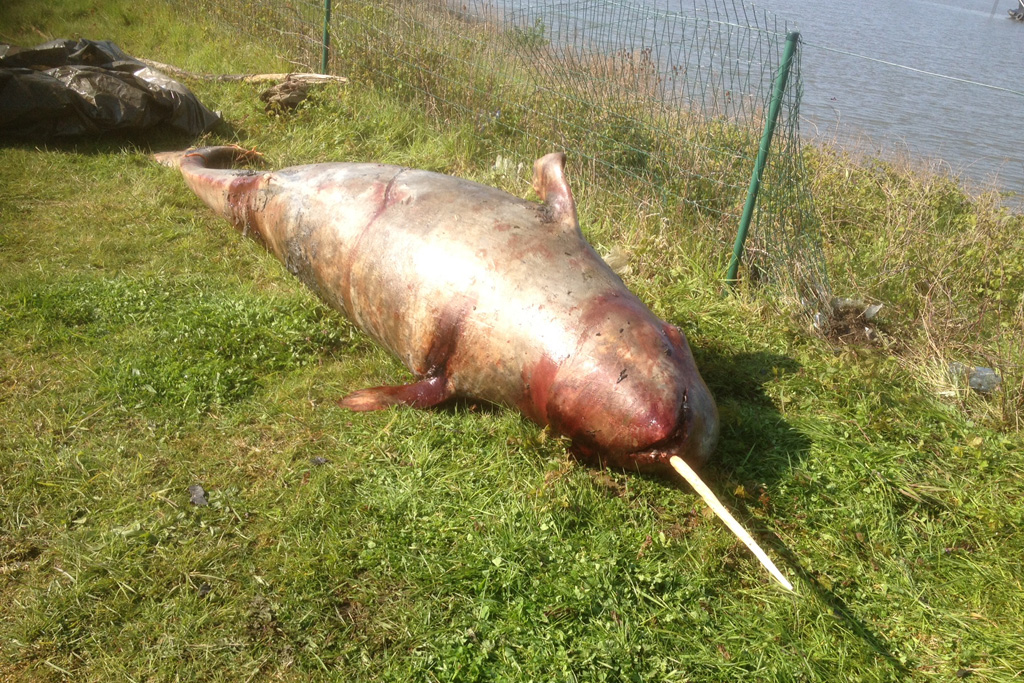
top-left (2, 1), bottom-right (1023, 681)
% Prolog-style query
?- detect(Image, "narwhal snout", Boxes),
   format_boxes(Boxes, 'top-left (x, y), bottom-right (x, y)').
top-left (678, 379), bottom-right (720, 470)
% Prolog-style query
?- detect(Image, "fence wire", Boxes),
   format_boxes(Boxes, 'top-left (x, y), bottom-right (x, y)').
top-left (174, 0), bottom-right (830, 307)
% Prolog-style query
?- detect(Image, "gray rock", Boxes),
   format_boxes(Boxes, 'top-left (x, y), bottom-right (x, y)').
top-left (188, 484), bottom-right (209, 506)
top-left (948, 362), bottom-right (1002, 394)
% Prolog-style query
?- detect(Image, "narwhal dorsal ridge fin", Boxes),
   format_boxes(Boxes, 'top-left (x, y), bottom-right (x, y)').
top-left (531, 152), bottom-right (578, 228)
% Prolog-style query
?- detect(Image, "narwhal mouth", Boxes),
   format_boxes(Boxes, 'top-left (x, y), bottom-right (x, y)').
top-left (570, 394), bottom-right (718, 477)
top-left (629, 389), bottom-right (718, 474)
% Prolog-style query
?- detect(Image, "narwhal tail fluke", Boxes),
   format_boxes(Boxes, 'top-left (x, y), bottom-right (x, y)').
top-left (154, 146), bottom-right (269, 240)
top-left (153, 145), bottom-right (262, 171)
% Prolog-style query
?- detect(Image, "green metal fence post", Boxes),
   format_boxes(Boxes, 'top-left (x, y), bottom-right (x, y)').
top-left (321, 0), bottom-right (332, 74)
top-left (726, 31), bottom-right (800, 287)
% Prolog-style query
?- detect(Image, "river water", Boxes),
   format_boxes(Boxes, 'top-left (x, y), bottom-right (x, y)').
top-left (479, 1), bottom-right (1022, 199)
top-left (715, 0), bottom-right (1024, 199)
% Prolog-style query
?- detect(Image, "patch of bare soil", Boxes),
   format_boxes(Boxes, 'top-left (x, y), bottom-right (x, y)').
top-left (824, 306), bottom-right (881, 346)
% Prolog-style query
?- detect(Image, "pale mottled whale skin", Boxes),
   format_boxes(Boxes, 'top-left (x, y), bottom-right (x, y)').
top-left (158, 146), bottom-right (719, 475)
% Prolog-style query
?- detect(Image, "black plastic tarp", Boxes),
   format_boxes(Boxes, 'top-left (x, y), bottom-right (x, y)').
top-left (0, 39), bottom-right (221, 139)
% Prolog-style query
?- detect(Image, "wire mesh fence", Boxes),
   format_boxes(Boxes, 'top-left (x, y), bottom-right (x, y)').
top-left (179, 0), bottom-right (327, 70)
top-left (173, 0), bottom-right (830, 307)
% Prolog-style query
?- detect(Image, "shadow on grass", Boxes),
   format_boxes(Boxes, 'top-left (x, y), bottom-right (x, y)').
top-left (769, 534), bottom-right (914, 676)
top-left (697, 347), bottom-right (912, 675)
top-left (422, 347), bottom-right (810, 487)
top-left (696, 347), bottom-right (809, 485)
top-left (0, 118), bottom-right (242, 156)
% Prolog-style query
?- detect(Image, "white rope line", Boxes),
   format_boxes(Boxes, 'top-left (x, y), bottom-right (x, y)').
top-left (804, 42), bottom-right (1024, 98)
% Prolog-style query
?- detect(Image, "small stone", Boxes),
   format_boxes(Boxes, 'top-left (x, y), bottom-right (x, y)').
top-left (948, 363), bottom-right (1002, 394)
top-left (967, 367), bottom-right (1001, 393)
top-left (188, 484), bottom-right (208, 506)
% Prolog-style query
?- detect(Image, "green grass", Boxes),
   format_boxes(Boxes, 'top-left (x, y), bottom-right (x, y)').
top-left (2, 1), bottom-right (1024, 681)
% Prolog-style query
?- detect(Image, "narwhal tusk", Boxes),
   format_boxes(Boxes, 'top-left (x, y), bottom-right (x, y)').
top-left (669, 455), bottom-right (794, 592)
